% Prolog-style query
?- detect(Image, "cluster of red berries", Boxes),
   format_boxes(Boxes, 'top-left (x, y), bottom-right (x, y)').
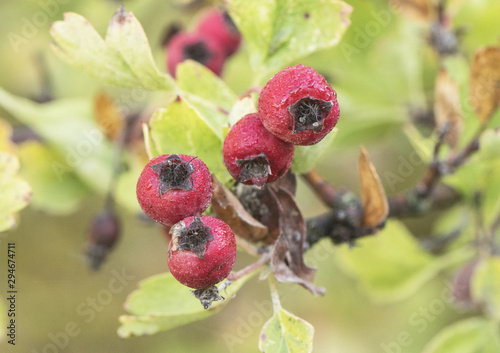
top-left (135, 64), bottom-right (339, 304)
top-left (136, 154), bottom-right (236, 292)
top-left (223, 64), bottom-right (340, 187)
top-left (166, 8), bottom-right (241, 77)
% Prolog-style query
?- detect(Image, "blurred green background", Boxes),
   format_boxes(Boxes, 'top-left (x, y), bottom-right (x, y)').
top-left (1, 0), bottom-right (499, 352)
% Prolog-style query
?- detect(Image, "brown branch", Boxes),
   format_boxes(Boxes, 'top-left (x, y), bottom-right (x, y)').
top-left (388, 125), bottom-right (481, 218)
top-left (305, 210), bottom-right (383, 248)
top-left (388, 184), bottom-right (460, 218)
top-left (449, 138), bottom-right (480, 169)
top-left (302, 119), bottom-right (482, 248)
top-left (415, 122), bottom-right (449, 198)
top-left (301, 169), bottom-right (338, 207)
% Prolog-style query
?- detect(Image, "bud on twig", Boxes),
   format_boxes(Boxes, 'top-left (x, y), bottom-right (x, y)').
top-left (86, 209), bottom-right (121, 270)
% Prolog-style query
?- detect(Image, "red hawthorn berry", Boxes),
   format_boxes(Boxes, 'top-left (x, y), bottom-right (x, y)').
top-left (166, 31), bottom-right (226, 77)
top-left (136, 154), bottom-right (213, 226)
top-left (257, 64), bottom-right (340, 146)
top-left (223, 113), bottom-right (295, 187)
top-left (167, 216), bottom-right (237, 289)
top-left (196, 9), bottom-right (241, 57)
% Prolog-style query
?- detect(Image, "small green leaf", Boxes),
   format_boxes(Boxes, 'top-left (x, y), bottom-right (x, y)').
top-left (334, 220), bottom-right (470, 302)
top-left (17, 142), bottom-right (88, 215)
top-left (259, 307), bottom-right (314, 353)
top-left (0, 152), bottom-right (32, 232)
top-left (443, 140), bottom-right (500, 204)
top-left (0, 87), bottom-right (114, 194)
top-left (149, 100), bottom-right (231, 184)
top-left (50, 8), bottom-right (175, 91)
top-left (422, 318), bottom-right (500, 353)
top-left (176, 60), bottom-right (237, 139)
top-left (471, 256), bottom-right (500, 320)
top-left (227, 0), bottom-right (352, 79)
top-left (228, 96), bottom-right (258, 126)
top-left (177, 60), bottom-right (238, 111)
top-left (118, 271), bottom-right (255, 338)
top-left (480, 129), bottom-right (500, 161)
top-left (114, 162), bottom-right (143, 214)
top-left (227, 0), bottom-right (276, 73)
top-left (291, 128), bottom-right (337, 174)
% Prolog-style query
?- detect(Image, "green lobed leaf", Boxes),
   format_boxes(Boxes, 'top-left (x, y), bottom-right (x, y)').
top-left (114, 162), bottom-right (143, 214)
top-left (226, 0), bottom-right (276, 74)
top-left (50, 8), bottom-right (175, 91)
top-left (118, 271), bottom-right (255, 338)
top-left (0, 152), bottom-right (32, 232)
top-left (177, 60), bottom-right (238, 112)
top-left (471, 256), bottom-right (500, 320)
top-left (481, 163), bottom-right (500, 227)
top-left (422, 318), bottom-right (500, 353)
top-left (17, 142), bottom-right (89, 215)
top-left (176, 60), bottom-right (237, 139)
top-left (228, 96), bottom-right (258, 126)
top-left (149, 99), bottom-right (231, 184)
top-left (259, 308), bottom-right (314, 353)
top-left (443, 131), bottom-right (500, 207)
top-left (334, 220), bottom-right (471, 302)
top-left (330, 19), bottom-right (424, 148)
top-left (0, 87), bottom-right (113, 195)
top-left (479, 129), bottom-right (500, 162)
top-left (291, 128), bottom-right (337, 174)
top-left (227, 0), bottom-right (352, 80)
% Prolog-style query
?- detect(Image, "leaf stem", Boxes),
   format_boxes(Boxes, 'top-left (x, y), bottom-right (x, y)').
top-left (268, 274), bottom-right (281, 310)
top-left (226, 252), bottom-right (270, 282)
top-left (142, 122), bottom-right (153, 160)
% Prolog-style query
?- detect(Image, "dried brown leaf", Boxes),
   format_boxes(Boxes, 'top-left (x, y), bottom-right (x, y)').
top-left (94, 92), bottom-right (125, 140)
top-left (434, 69), bottom-right (464, 148)
top-left (211, 176), bottom-right (268, 242)
top-left (270, 187), bottom-right (325, 296)
top-left (469, 45), bottom-right (500, 124)
top-left (387, 0), bottom-right (432, 22)
top-left (453, 259), bottom-right (479, 308)
top-left (359, 146), bottom-right (388, 227)
top-left (273, 171), bottom-right (297, 196)
top-left (232, 183), bottom-right (283, 245)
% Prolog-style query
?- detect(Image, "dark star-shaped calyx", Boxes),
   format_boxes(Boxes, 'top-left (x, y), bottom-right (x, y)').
top-left (288, 95), bottom-right (333, 133)
top-left (170, 217), bottom-right (213, 260)
top-left (183, 41), bottom-right (212, 65)
top-left (235, 152), bottom-right (271, 187)
top-left (150, 154), bottom-right (197, 197)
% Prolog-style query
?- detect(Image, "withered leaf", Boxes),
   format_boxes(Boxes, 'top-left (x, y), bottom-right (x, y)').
top-left (273, 170), bottom-right (297, 196)
top-left (387, 0), bottom-right (432, 22)
top-left (94, 92), bottom-right (125, 140)
top-left (270, 186), bottom-right (325, 296)
top-left (453, 259), bottom-right (479, 308)
top-left (359, 146), bottom-right (388, 227)
top-left (232, 182), bottom-right (285, 245)
top-left (434, 69), bottom-right (463, 148)
top-left (469, 45), bottom-right (500, 124)
top-left (210, 176), bottom-right (268, 242)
